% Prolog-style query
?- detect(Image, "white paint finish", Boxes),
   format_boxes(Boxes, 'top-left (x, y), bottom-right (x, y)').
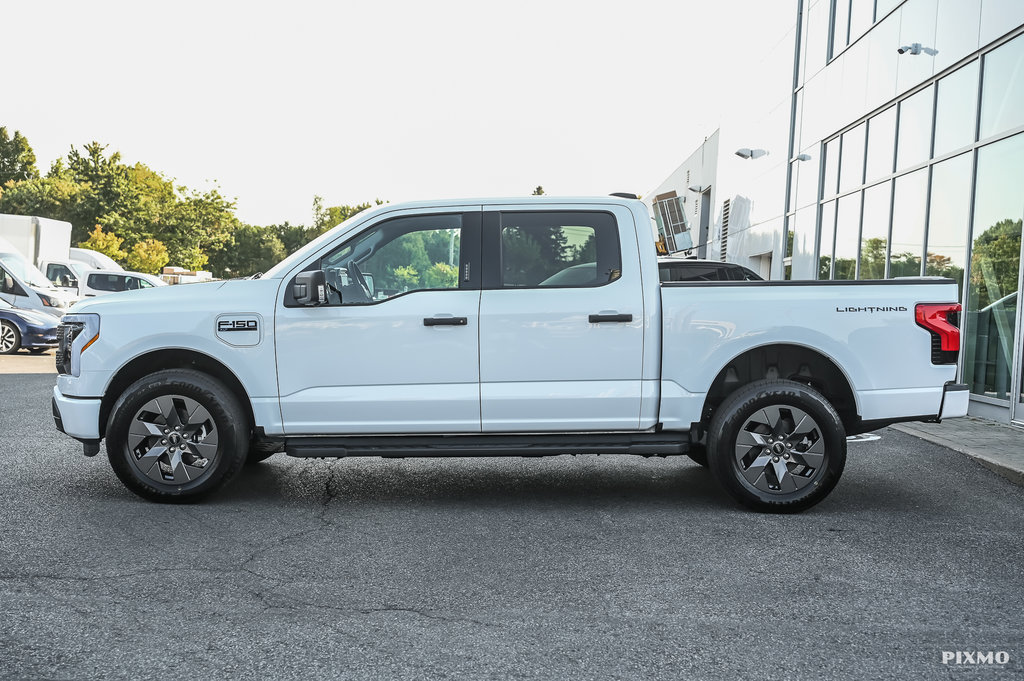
top-left (858, 387), bottom-right (944, 421)
top-left (479, 381), bottom-right (643, 431)
top-left (657, 380), bottom-right (706, 431)
top-left (280, 383), bottom-right (480, 433)
top-left (276, 289), bottom-right (482, 434)
top-left (940, 387), bottom-right (970, 419)
top-left (52, 387), bottom-right (101, 440)
top-left (478, 202), bottom-right (645, 432)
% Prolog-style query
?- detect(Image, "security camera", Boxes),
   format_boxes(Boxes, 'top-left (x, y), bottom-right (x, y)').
top-left (898, 43), bottom-right (922, 55)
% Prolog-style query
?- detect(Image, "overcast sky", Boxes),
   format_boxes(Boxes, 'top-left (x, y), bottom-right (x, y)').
top-left (3, 0), bottom-right (794, 226)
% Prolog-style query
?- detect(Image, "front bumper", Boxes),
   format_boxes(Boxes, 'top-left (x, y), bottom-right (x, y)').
top-left (52, 386), bottom-right (102, 440)
top-left (24, 327), bottom-right (58, 349)
top-left (938, 382), bottom-right (969, 420)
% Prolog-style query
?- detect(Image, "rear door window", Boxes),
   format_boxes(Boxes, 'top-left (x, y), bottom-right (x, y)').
top-left (491, 212), bottom-right (621, 288)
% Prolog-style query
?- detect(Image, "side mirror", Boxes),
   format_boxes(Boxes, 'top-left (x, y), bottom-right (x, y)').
top-left (292, 270), bottom-right (328, 306)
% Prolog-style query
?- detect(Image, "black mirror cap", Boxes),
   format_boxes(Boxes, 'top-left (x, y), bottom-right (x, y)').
top-left (292, 270), bottom-right (328, 306)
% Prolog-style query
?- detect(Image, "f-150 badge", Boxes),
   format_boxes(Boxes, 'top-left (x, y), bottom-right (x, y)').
top-left (215, 314), bottom-right (263, 346)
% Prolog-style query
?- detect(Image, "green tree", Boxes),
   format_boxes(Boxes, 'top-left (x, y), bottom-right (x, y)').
top-left (0, 174), bottom-right (87, 222)
top-left (78, 225), bottom-right (127, 263)
top-left (532, 186), bottom-right (545, 195)
top-left (859, 237), bottom-right (886, 279)
top-left (969, 218), bottom-right (1021, 308)
top-left (393, 265), bottom-right (419, 291)
top-left (207, 224), bottom-right (286, 278)
top-left (125, 238), bottom-right (170, 274)
top-left (0, 127), bottom-right (39, 185)
top-left (312, 196), bottom-right (384, 237)
top-left (423, 262), bottom-right (458, 289)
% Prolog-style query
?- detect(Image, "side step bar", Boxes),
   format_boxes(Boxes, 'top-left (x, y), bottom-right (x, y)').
top-left (285, 432), bottom-right (688, 459)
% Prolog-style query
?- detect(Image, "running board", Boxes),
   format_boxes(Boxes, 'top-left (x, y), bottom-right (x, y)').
top-left (285, 433), bottom-right (688, 459)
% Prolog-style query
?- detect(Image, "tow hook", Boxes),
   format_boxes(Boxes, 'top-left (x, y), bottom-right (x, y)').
top-left (82, 440), bottom-right (100, 457)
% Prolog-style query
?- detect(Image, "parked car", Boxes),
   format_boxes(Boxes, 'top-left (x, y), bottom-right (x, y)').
top-left (0, 298), bottom-right (59, 354)
top-left (79, 270), bottom-right (167, 297)
top-left (0, 248), bottom-right (74, 318)
top-left (658, 257), bottom-right (763, 282)
top-left (52, 196), bottom-right (967, 512)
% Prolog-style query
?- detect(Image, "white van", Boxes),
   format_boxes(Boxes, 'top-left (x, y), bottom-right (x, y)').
top-left (0, 250), bottom-right (73, 318)
top-left (79, 269), bottom-right (166, 297)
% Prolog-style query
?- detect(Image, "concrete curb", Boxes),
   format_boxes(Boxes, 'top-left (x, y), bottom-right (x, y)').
top-left (891, 422), bottom-right (1024, 487)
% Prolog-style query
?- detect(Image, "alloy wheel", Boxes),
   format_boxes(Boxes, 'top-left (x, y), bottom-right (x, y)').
top-left (126, 395), bottom-right (220, 485)
top-left (734, 405), bottom-right (825, 494)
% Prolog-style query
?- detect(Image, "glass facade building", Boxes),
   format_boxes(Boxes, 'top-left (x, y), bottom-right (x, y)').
top-left (646, 0), bottom-right (1024, 424)
top-left (785, 0), bottom-right (1024, 424)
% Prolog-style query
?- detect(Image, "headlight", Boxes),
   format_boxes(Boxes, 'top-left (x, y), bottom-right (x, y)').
top-left (56, 313), bottom-right (100, 376)
top-left (40, 294), bottom-right (62, 307)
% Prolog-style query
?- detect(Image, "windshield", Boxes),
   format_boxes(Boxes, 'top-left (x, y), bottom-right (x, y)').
top-left (0, 252), bottom-right (54, 289)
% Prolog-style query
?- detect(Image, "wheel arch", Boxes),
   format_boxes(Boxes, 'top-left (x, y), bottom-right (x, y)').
top-left (700, 342), bottom-right (861, 435)
top-left (99, 349), bottom-right (255, 438)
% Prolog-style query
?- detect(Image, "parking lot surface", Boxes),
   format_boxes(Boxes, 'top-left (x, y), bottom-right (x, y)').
top-left (1, 367), bottom-right (1022, 680)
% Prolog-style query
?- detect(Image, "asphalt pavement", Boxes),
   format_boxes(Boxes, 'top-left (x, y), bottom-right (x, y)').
top-left (1, 366), bottom-right (1022, 680)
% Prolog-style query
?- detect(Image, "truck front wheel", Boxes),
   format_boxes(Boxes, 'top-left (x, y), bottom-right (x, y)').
top-left (706, 379), bottom-right (846, 513)
top-left (106, 369), bottom-right (250, 502)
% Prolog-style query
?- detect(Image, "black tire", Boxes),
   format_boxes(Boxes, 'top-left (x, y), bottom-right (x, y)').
top-left (29, 348), bottom-right (47, 354)
top-left (706, 379), bottom-right (846, 513)
top-left (106, 369), bottom-right (250, 502)
top-left (0, 320), bottom-right (21, 354)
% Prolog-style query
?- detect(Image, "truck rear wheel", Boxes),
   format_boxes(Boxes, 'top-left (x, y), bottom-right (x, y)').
top-left (106, 369), bottom-right (249, 502)
top-left (706, 379), bottom-right (846, 513)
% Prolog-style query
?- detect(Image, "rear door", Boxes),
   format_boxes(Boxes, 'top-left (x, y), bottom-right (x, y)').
top-left (478, 205), bottom-right (646, 431)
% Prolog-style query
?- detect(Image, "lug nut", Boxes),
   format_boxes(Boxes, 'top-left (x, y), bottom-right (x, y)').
top-left (161, 439), bottom-right (167, 445)
top-left (163, 428), bottom-right (169, 434)
top-left (772, 456), bottom-right (780, 463)
top-left (784, 453), bottom-right (790, 460)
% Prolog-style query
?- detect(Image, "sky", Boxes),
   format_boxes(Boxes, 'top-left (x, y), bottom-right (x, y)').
top-left (3, 0), bottom-right (795, 227)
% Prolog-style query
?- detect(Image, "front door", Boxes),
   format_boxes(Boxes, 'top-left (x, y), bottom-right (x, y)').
top-left (275, 210), bottom-right (482, 434)
top-left (478, 207), bottom-right (645, 431)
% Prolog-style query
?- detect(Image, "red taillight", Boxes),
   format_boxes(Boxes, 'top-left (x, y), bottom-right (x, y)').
top-left (916, 303), bottom-right (961, 352)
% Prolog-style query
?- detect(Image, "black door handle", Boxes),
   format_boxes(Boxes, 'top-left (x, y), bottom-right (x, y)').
top-left (423, 316), bottom-right (468, 326)
top-left (589, 313), bottom-right (633, 323)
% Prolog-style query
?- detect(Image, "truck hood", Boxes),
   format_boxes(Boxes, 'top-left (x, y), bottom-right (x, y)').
top-left (67, 279), bottom-right (280, 315)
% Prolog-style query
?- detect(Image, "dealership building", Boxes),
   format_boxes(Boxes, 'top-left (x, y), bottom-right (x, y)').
top-left (646, 0), bottom-right (1024, 425)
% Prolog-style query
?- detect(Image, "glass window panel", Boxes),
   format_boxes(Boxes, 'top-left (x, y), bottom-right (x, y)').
top-left (834, 192), bottom-right (862, 279)
top-left (789, 160), bottom-right (800, 213)
top-left (980, 33), bottom-right (1024, 140)
top-left (934, 61), bottom-right (980, 157)
top-left (807, 0), bottom-right (830, 75)
top-left (848, 0), bottom-right (873, 43)
top-left (889, 169), bottom-right (928, 278)
top-left (926, 152), bottom-right (972, 291)
top-left (896, 85), bottom-right (934, 171)
top-left (876, 0), bottom-right (900, 19)
top-left (934, 0), bottom-right (981, 73)
top-left (796, 146), bottom-right (820, 209)
top-left (859, 181), bottom-right (892, 279)
top-left (831, 0), bottom-right (851, 57)
top-left (819, 200), bottom-right (837, 279)
top-left (980, 0), bottom-right (1024, 48)
top-left (791, 205), bottom-right (817, 280)
top-left (823, 137), bottom-right (840, 198)
top-left (963, 133), bottom-right (1024, 399)
top-left (865, 106), bottom-right (896, 181)
top-left (839, 122), bottom-right (866, 193)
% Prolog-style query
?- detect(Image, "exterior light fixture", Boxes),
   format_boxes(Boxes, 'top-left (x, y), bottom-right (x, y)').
top-left (897, 43), bottom-right (937, 55)
top-left (735, 148), bottom-right (768, 160)
top-left (795, 153), bottom-right (812, 162)
top-left (687, 184), bottom-right (707, 193)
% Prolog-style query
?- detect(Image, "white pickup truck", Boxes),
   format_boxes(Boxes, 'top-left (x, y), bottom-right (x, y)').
top-left (51, 197), bottom-right (968, 512)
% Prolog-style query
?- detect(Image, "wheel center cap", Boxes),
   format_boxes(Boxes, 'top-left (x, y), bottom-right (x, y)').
top-left (169, 433), bottom-right (182, 445)
top-left (772, 443), bottom-right (786, 454)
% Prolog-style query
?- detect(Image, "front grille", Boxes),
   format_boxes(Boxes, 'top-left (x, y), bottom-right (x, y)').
top-left (55, 322), bottom-right (83, 375)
